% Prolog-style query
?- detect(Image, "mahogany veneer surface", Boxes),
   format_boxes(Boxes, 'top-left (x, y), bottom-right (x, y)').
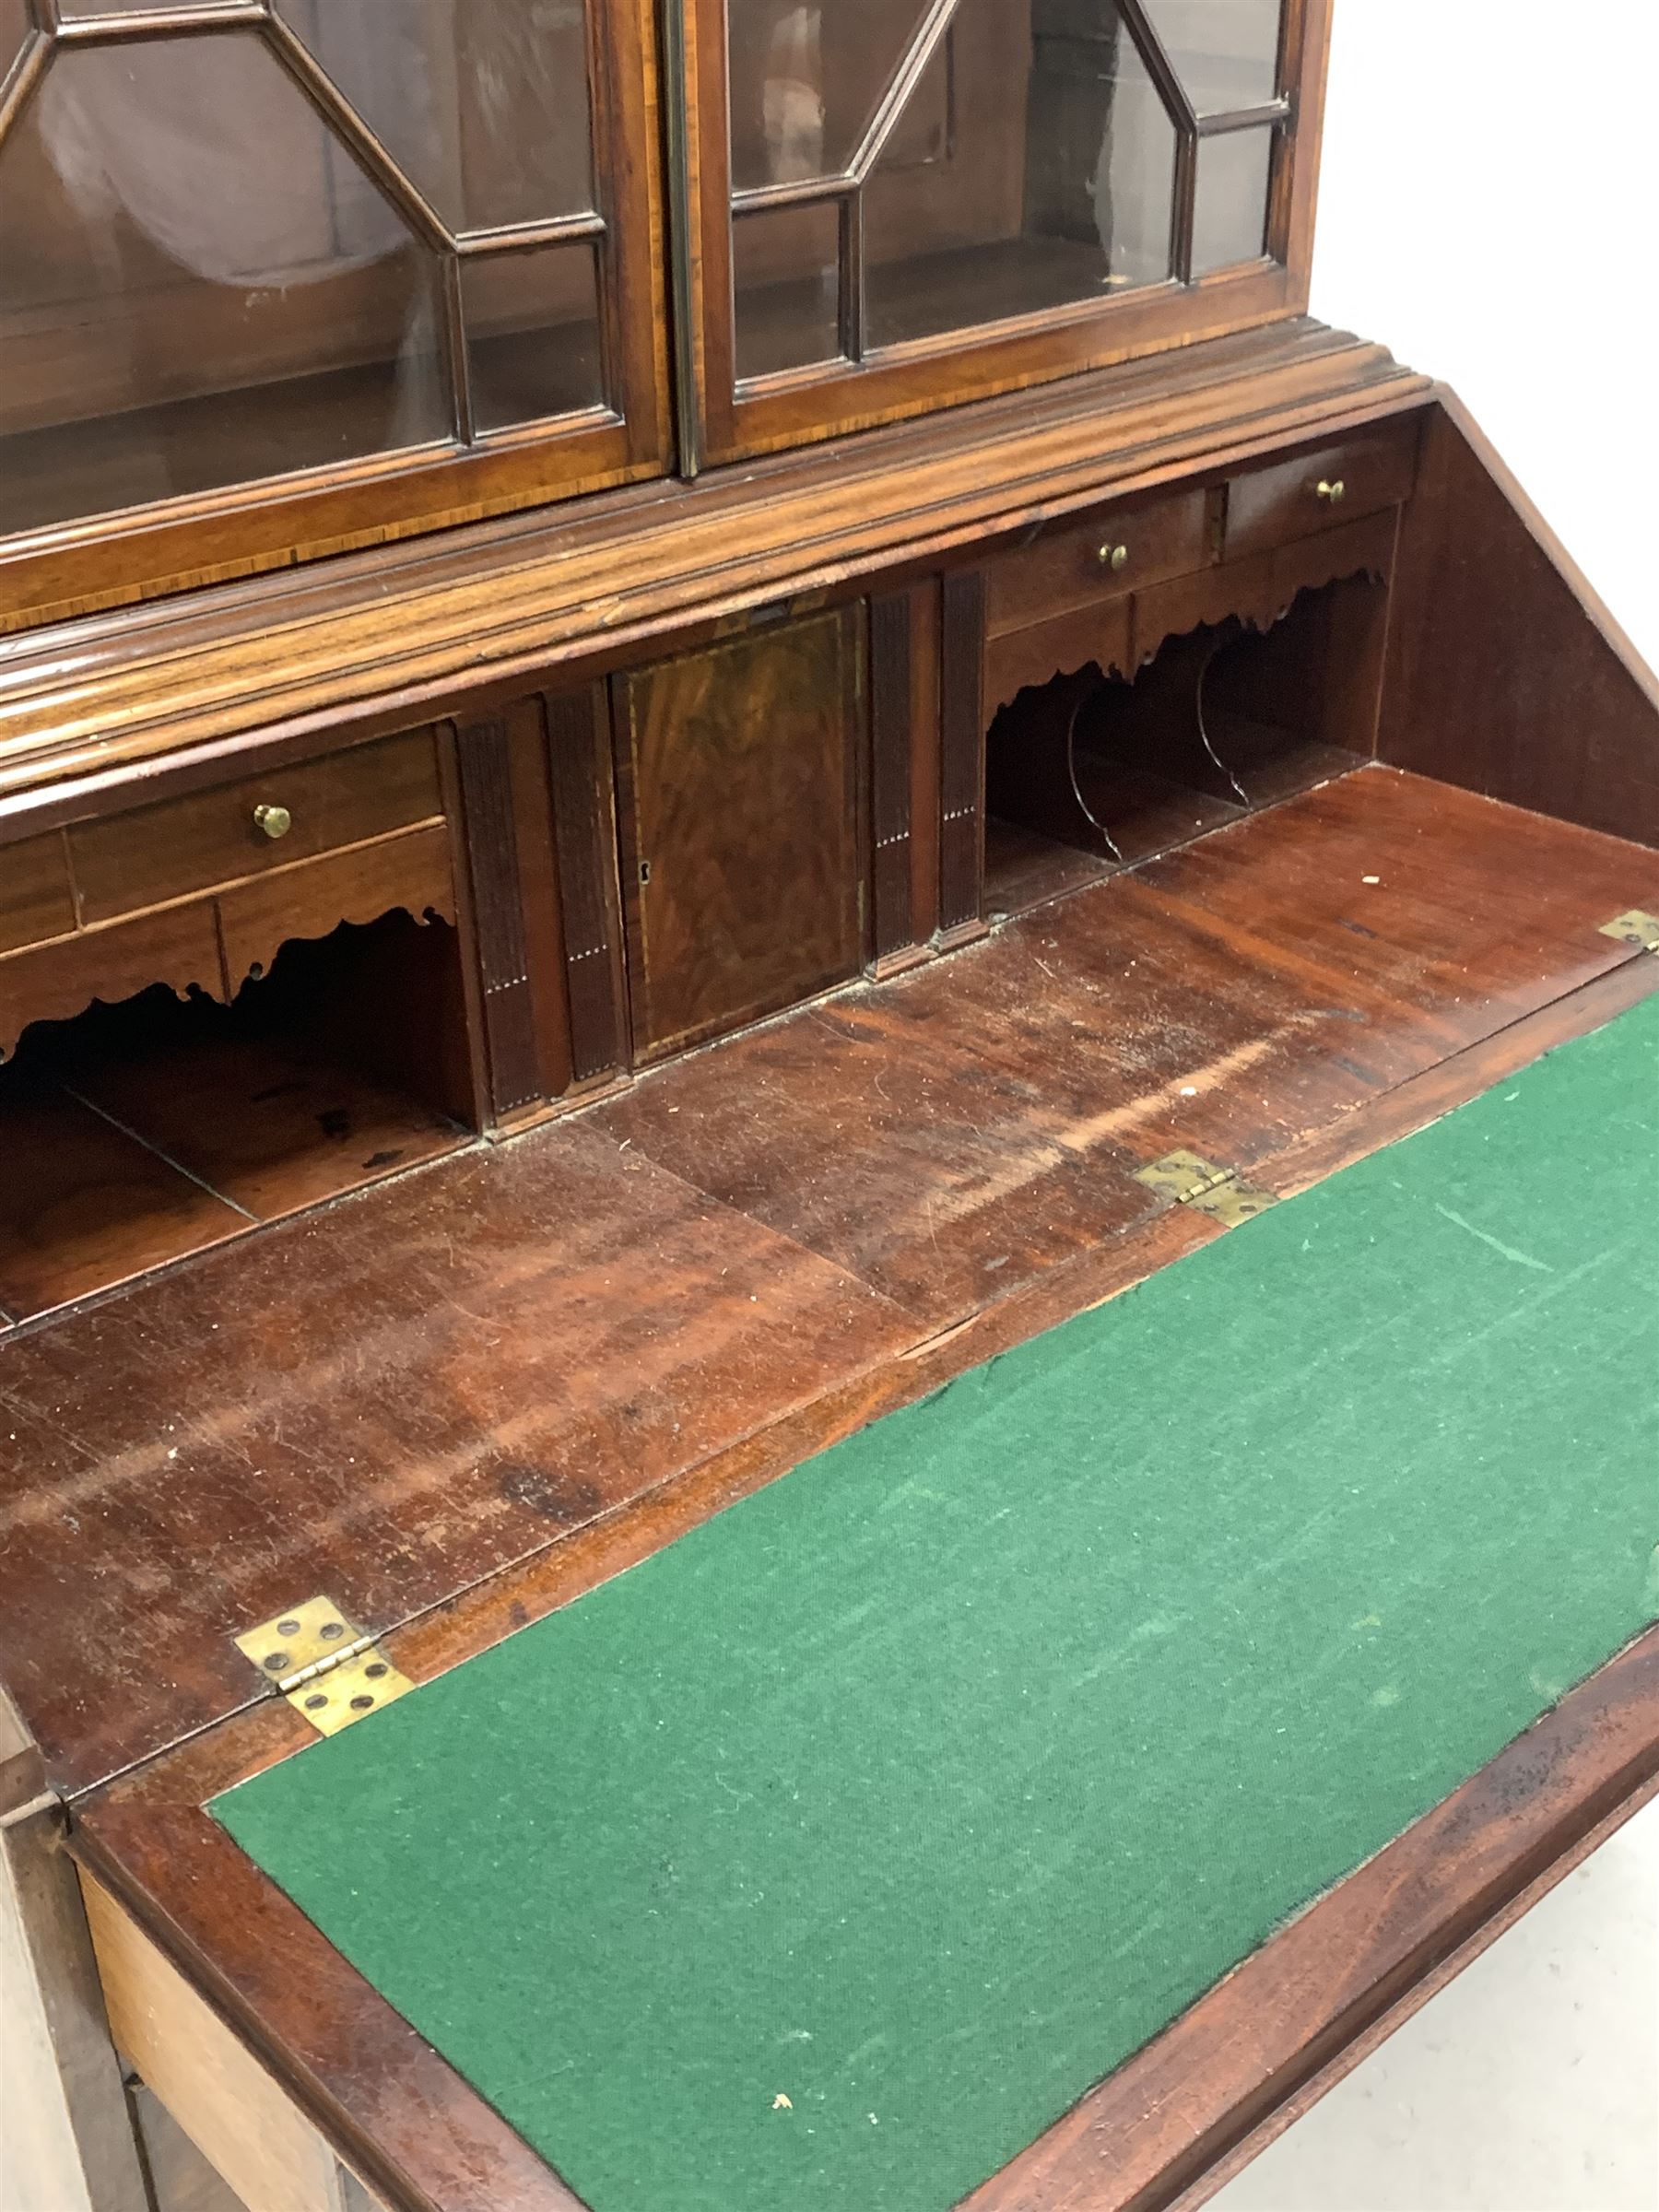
top-left (0, 1079), bottom-right (247, 1324)
top-left (2, 769), bottom-right (1657, 1796)
top-left (0, 1030), bottom-right (465, 1328)
top-left (592, 769), bottom-right (1658, 1326)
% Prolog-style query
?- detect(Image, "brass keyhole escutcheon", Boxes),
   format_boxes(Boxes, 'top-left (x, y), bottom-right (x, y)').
top-left (1315, 478), bottom-right (1347, 504)
top-left (253, 802), bottom-right (293, 841)
top-left (639, 859), bottom-right (653, 886)
top-left (1098, 542), bottom-right (1130, 572)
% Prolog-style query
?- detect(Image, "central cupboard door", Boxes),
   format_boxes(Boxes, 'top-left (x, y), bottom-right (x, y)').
top-left (675, 0), bottom-right (1325, 464)
top-left (612, 607), bottom-right (866, 1062)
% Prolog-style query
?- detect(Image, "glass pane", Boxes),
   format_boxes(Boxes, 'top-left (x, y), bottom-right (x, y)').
top-left (1191, 126), bottom-right (1272, 275)
top-left (865, 0), bottom-right (1176, 353)
top-left (733, 201), bottom-right (841, 381)
top-left (461, 244), bottom-right (603, 431)
top-left (726, 0), bottom-right (932, 193)
top-left (1140, 0), bottom-right (1284, 116)
top-left (0, 36), bottom-right (448, 537)
top-left (274, 0), bottom-right (595, 233)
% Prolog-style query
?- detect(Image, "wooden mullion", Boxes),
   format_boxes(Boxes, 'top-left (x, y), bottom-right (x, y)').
top-left (1196, 99), bottom-right (1292, 138)
top-left (841, 193), bottom-right (865, 366)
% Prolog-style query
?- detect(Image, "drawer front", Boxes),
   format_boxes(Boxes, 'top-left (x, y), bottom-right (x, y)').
top-left (1, 831), bottom-right (76, 955)
top-left (70, 729), bottom-right (443, 926)
top-left (1225, 424), bottom-right (1418, 564)
top-left (984, 486), bottom-right (1212, 639)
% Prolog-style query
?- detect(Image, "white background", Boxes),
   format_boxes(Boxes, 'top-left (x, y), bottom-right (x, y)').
top-left (1212, 7), bottom-right (1659, 2208)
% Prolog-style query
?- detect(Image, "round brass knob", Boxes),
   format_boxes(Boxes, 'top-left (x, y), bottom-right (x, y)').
top-left (1315, 478), bottom-right (1347, 504)
top-left (1098, 542), bottom-right (1130, 573)
top-left (252, 802), bottom-right (293, 841)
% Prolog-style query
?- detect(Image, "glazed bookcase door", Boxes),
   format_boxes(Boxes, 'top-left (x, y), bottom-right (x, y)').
top-left (0, 0), bottom-right (671, 627)
top-left (677, 0), bottom-right (1329, 464)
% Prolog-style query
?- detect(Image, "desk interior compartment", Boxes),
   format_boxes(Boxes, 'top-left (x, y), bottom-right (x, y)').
top-left (0, 905), bottom-right (474, 1332)
top-left (984, 570), bottom-right (1390, 920)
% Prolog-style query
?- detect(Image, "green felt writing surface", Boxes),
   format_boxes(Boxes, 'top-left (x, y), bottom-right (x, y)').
top-left (217, 994), bottom-right (1659, 2212)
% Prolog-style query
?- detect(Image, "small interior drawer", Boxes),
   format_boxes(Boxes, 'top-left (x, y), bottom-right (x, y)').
top-left (1225, 423), bottom-right (1418, 563)
top-left (0, 831), bottom-right (76, 956)
top-left (983, 486), bottom-right (1212, 640)
top-left (68, 728), bottom-right (444, 926)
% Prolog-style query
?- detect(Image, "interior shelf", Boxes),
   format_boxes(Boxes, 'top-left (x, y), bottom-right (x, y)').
top-left (984, 573), bottom-right (1384, 922)
top-left (0, 912), bottom-right (471, 1332)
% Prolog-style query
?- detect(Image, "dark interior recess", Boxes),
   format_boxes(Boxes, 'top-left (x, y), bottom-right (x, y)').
top-left (0, 911), bottom-right (472, 1332)
top-left (983, 573), bottom-right (1389, 920)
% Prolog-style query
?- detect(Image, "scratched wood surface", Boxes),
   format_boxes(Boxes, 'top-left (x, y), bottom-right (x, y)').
top-left (592, 769), bottom-right (1659, 1324)
top-left (3, 768), bottom-right (1656, 1798)
top-left (68, 951), bottom-right (1659, 2212)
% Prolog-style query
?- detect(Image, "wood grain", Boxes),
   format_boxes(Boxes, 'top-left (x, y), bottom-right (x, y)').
top-left (983, 488), bottom-right (1213, 640)
top-left (83, 1874), bottom-right (351, 2212)
top-left (130, 2084), bottom-right (269, 2212)
top-left (0, 1121), bottom-right (914, 1793)
top-left (68, 732), bottom-right (443, 927)
top-left (986, 597), bottom-right (1134, 720)
top-left (5, 771), bottom-right (1656, 1793)
top-left (217, 826), bottom-right (455, 996)
top-left (869, 590), bottom-right (915, 962)
top-left (1, 902), bottom-right (226, 1064)
top-left (0, 1695), bottom-right (148, 2212)
top-left (1255, 954), bottom-right (1659, 1201)
top-left (0, 326), bottom-right (1429, 818)
top-left (70, 1030), bottom-right (465, 1227)
top-left (593, 770), bottom-right (1659, 1323)
top-left (685, 0), bottom-right (1335, 465)
top-left (0, 830), bottom-right (75, 956)
top-left (1129, 507), bottom-right (1397, 673)
top-left (546, 686), bottom-right (629, 1088)
top-left (0, 0), bottom-right (673, 633)
top-left (939, 567), bottom-right (987, 934)
top-left (0, 1079), bottom-right (247, 1322)
top-left (1223, 418), bottom-right (1419, 562)
top-left (613, 609), bottom-right (865, 1061)
top-left (453, 718), bottom-right (539, 1120)
top-left (907, 577), bottom-right (944, 947)
top-left (75, 1205), bottom-right (1225, 1820)
top-left (1380, 394), bottom-right (1659, 850)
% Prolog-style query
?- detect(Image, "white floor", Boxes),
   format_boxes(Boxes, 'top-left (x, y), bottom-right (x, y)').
top-left (1210, 1796), bottom-right (1659, 2212)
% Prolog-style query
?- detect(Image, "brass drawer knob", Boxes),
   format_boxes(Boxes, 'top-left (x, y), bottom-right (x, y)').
top-left (1097, 542), bottom-right (1130, 572)
top-left (252, 803), bottom-right (293, 841)
top-left (1315, 478), bottom-right (1347, 504)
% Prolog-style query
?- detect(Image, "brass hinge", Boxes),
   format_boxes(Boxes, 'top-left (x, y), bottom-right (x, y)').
top-left (1600, 910), bottom-right (1659, 954)
top-left (1135, 1148), bottom-right (1278, 1229)
top-left (233, 1595), bottom-right (413, 1738)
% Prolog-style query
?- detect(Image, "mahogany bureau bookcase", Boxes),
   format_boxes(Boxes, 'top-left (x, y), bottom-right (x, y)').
top-left (2, 6), bottom-right (1658, 2211)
